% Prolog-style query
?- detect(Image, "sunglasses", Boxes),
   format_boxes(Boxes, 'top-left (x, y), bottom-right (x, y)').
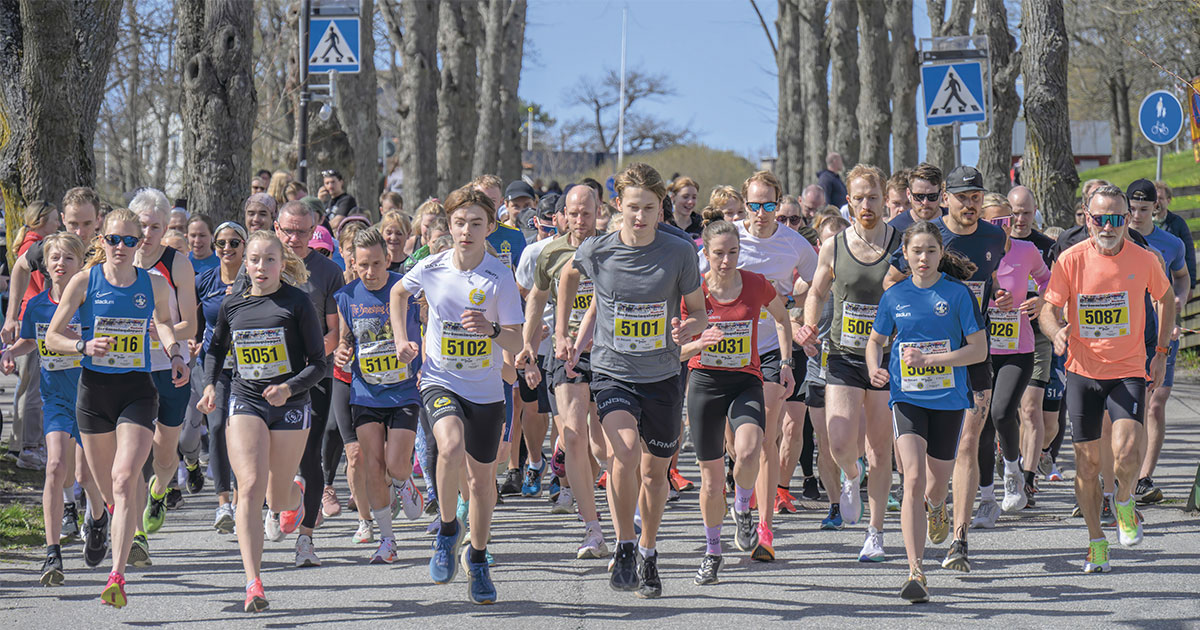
top-left (538, 223), bottom-right (558, 234)
top-left (1087, 213), bottom-right (1127, 228)
top-left (103, 234), bottom-right (141, 248)
top-left (747, 201), bottom-right (778, 214)
top-left (321, 170), bottom-right (342, 179)
top-left (215, 238), bottom-right (243, 249)
top-left (986, 216), bottom-right (1012, 228)
top-left (776, 215), bottom-right (804, 226)
top-left (910, 192), bottom-right (940, 203)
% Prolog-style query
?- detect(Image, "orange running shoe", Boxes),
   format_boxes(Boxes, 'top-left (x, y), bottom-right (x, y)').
top-left (669, 468), bottom-right (695, 491)
top-left (280, 480), bottom-right (305, 534)
top-left (596, 471), bottom-right (608, 489)
top-left (100, 571), bottom-right (126, 608)
top-left (244, 578), bottom-right (269, 612)
top-left (775, 487), bottom-right (798, 514)
top-left (751, 524), bottom-right (775, 562)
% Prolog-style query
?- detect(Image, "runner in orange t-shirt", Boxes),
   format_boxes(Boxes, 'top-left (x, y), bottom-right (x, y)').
top-left (1041, 185), bottom-right (1173, 574)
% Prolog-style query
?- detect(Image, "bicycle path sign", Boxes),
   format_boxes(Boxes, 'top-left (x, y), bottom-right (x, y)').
top-left (1139, 90), bottom-right (1184, 145)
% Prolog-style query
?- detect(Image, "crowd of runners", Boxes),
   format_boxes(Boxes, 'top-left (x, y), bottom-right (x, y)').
top-left (6, 156), bottom-right (1190, 610)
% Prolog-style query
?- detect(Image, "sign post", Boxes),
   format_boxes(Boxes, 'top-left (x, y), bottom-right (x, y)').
top-left (298, 0), bottom-right (360, 184)
top-left (1189, 77), bottom-right (1200, 164)
top-left (1138, 89), bottom-right (1185, 180)
top-left (920, 36), bottom-right (991, 168)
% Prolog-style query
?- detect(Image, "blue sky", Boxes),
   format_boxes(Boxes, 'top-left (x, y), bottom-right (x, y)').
top-left (521, 0), bottom-right (985, 168)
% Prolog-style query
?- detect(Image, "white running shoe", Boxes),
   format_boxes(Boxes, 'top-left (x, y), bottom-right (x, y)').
top-left (265, 511), bottom-right (285, 542)
top-left (398, 479), bottom-right (423, 521)
top-left (370, 537), bottom-right (398, 564)
top-left (353, 519), bottom-right (374, 544)
top-left (214, 503), bottom-right (235, 534)
top-left (840, 471), bottom-right (863, 526)
top-left (295, 534), bottom-right (321, 567)
top-left (577, 527), bottom-right (610, 559)
top-left (551, 487), bottom-right (575, 515)
top-left (858, 526), bottom-right (885, 562)
top-left (1002, 470), bottom-right (1028, 512)
top-left (971, 499), bottom-right (1001, 529)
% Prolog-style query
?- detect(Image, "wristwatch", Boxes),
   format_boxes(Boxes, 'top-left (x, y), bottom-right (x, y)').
top-left (1155, 345), bottom-right (1170, 355)
top-left (780, 358), bottom-right (795, 368)
top-left (489, 321), bottom-right (502, 339)
top-left (75, 339), bottom-right (86, 354)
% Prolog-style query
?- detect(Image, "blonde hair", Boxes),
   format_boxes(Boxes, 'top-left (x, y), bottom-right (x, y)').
top-left (338, 223), bottom-right (366, 283)
top-left (42, 232), bottom-right (87, 269)
top-left (377, 211), bottom-right (411, 237)
top-left (982, 192), bottom-right (1011, 214)
top-left (429, 234), bottom-right (454, 254)
top-left (740, 170), bottom-right (783, 202)
top-left (845, 164), bottom-right (886, 195)
top-left (701, 219), bottom-right (739, 249)
top-left (615, 163), bottom-right (668, 202)
top-left (14, 200), bottom-right (58, 248)
top-left (669, 176), bottom-right (699, 197)
top-left (708, 185), bottom-right (743, 210)
top-left (86, 208), bottom-right (143, 268)
top-left (267, 171), bottom-right (291, 205)
top-left (245, 230), bottom-right (310, 287)
top-left (470, 174), bottom-right (503, 194)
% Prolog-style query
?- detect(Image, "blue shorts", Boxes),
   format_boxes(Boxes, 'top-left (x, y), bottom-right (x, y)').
top-left (152, 369), bottom-right (191, 428)
top-left (501, 382), bottom-right (515, 442)
top-left (1144, 338), bottom-right (1180, 389)
top-left (43, 395), bottom-right (80, 442)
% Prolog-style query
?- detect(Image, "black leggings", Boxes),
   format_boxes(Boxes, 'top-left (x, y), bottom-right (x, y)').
top-left (800, 411), bottom-right (816, 478)
top-left (299, 378), bottom-right (332, 529)
top-left (205, 371), bottom-right (234, 495)
top-left (980, 352), bottom-right (1033, 486)
top-left (321, 378), bottom-right (351, 486)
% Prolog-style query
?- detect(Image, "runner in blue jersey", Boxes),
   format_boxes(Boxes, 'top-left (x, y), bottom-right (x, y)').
top-left (868, 220), bottom-right (988, 603)
top-left (334, 228), bottom-right (425, 566)
top-left (44, 208), bottom-right (189, 609)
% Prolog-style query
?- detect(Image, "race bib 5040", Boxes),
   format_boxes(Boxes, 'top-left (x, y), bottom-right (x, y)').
top-left (899, 339), bottom-right (954, 392)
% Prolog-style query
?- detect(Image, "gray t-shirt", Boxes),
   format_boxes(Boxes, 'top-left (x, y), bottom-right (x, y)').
top-left (301, 249), bottom-right (346, 378)
top-left (574, 230), bottom-right (701, 383)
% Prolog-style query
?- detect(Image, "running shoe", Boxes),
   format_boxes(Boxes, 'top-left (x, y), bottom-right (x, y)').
top-left (840, 471), bottom-right (863, 526)
top-left (551, 487), bottom-right (575, 514)
top-left (887, 488), bottom-right (902, 512)
top-left (143, 475), bottom-right (168, 534)
top-left (347, 492), bottom-right (358, 513)
top-left (456, 495), bottom-right (469, 525)
top-left (548, 477), bottom-right (562, 502)
top-left (1037, 452), bottom-right (1053, 479)
top-left (1023, 481), bottom-right (1038, 508)
top-left (1069, 504), bottom-right (1083, 518)
top-left (667, 487), bottom-right (680, 503)
top-left (129, 533), bottom-right (151, 567)
top-left (370, 537), bottom-right (398, 564)
top-left (1083, 539), bottom-right (1110, 573)
top-left (858, 526), bottom-right (885, 562)
top-left (610, 542), bottom-right (638, 591)
top-left (1135, 477), bottom-right (1164, 505)
top-left (16, 447), bottom-right (46, 470)
top-left (971, 499), bottom-right (1000, 529)
top-left (802, 476), bottom-right (821, 500)
top-left (398, 478), bottom-right (424, 520)
top-left (1048, 463), bottom-right (1064, 482)
top-left (820, 504), bottom-right (844, 530)
top-left (941, 539), bottom-right (969, 572)
top-left (214, 503), bottom-right (235, 534)
top-left (775, 487), bottom-right (798, 514)
top-left (295, 534), bottom-right (321, 567)
top-left (185, 461), bottom-right (205, 494)
top-left (40, 552), bottom-right (64, 586)
top-left (1002, 470), bottom-right (1028, 512)
top-left (462, 546), bottom-right (497, 604)
top-left (577, 528), bottom-right (609, 559)
top-left (264, 511), bottom-right (284, 542)
top-left (424, 496), bottom-right (439, 517)
top-left (100, 571), bottom-right (126, 608)
top-left (725, 456), bottom-right (735, 495)
top-left (353, 519), bottom-right (375, 544)
top-left (731, 507), bottom-right (758, 551)
top-left (634, 511), bottom-right (643, 537)
top-left (244, 578), bottom-right (268, 612)
top-left (61, 502), bottom-right (79, 541)
top-left (694, 553), bottom-right (722, 585)
top-left (636, 553), bottom-right (662, 598)
top-left (83, 511), bottom-right (109, 568)
top-left (669, 468), bottom-right (695, 491)
top-left (1100, 496), bottom-right (1116, 527)
top-left (596, 471), bottom-right (608, 489)
top-left (521, 458), bottom-right (546, 497)
top-left (499, 468), bottom-right (523, 496)
top-left (279, 480), bottom-right (305, 534)
top-left (165, 487), bottom-right (183, 509)
top-left (1115, 499), bottom-right (1143, 546)
top-left (430, 524), bottom-right (465, 584)
top-left (900, 570), bottom-right (929, 603)
top-left (751, 523), bottom-right (775, 562)
top-left (321, 485), bottom-right (341, 518)
top-left (550, 441), bottom-right (567, 478)
top-left (927, 500), bottom-right (949, 545)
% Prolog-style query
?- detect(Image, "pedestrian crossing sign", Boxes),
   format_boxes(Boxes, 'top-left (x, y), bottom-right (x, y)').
top-left (309, 18), bottom-right (360, 74)
top-left (922, 61), bottom-right (987, 126)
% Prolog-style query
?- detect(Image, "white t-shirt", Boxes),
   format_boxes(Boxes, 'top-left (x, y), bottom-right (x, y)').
top-left (402, 250), bottom-right (524, 403)
top-left (515, 237), bottom-right (554, 357)
top-left (698, 221), bottom-right (818, 354)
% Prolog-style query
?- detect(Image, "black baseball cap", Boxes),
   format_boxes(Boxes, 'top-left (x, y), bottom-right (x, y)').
top-left (537, 193), bottom-right (559, 222)
top-left (505, 181), bottom-right (536, 201)
top-left (1126, 179), bottom-right (1157, 203)
top-left (945, 166), bottom-right (985, 193)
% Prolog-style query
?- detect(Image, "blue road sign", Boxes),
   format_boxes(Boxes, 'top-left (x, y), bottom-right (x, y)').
top-left (309, 18), bottom-right (360, 74)
top-left (1138, 90), bottom-right (1184, 145)
top-left (921, 61), bottom-right (987, 127)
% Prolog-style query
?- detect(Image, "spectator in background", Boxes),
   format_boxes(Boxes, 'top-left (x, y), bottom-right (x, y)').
top-left (286, 181), bottom-right (308, 202)
top-left (250, 177), bottom-right (267, 195)
top-left (885, 168), bottom-right (912, 220)
top-left (322, 169), bottom-right (357, 219)
top-left (799, 185), bottom-right (826, 221)
top-left (243, 192), bottom-right (278, 233)
top-left (267, 171), bottom-right (292, 207)
top-left (256, 168), bottom-right (272, 183)
top-left (1074, 202), bottom-right (1086, 227)
top-left (384, 155), bottom-right (404, 194)
top-left (816, 152), bottom-right (847, 209)
top-left (667, 176), bottom-right (703, 237)
top-left (595, 201), bottom-right (613, 232)
top-left (162, 228), bottom-right (187, 252)
top-left (168, 209), bottom-right (189, 233)
top-left (379, 191), bottom-right (404, 215)
top-left (1153, 181), bottom-right (1196, 288)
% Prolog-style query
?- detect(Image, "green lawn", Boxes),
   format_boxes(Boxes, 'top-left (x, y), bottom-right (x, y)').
top-left (1077, 149), bottom-right (1200, 194)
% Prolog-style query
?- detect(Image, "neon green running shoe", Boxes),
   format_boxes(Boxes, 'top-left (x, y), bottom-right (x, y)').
top-left (1083, 539), bottom-right (1109, 573)
top-left (143, 475), bottom-right (168, 534)
top-left (1115, 498), bottom-right (1143, 547)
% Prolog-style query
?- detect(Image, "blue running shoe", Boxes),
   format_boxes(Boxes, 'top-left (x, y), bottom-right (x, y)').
top-left (456, 495), bottom-right (468, 524)
top-left (821, 504), bottom-right (844, 530)
top-left (521, 458), bottom-right (546, 497)
top-left (462, 546), bottom-right (497, 604)
top-left (429, 522), bottom-right (465, 584)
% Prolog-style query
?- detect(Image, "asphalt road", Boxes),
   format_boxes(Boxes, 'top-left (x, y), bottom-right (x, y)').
top-left (2, 384), bottom-right (1200, 629)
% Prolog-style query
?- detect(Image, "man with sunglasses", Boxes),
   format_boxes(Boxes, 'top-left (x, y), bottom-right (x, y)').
top-left (322, 169), bottom-right (357, 220)
top-left (889, 162), bottom-right (947, 232)
top-left (1125, 179), bottom-right (1189, 506)
top-left (1041, 184), bottom-right (1173, 573)
top-left (885, 165), bottom-right (1009, 573)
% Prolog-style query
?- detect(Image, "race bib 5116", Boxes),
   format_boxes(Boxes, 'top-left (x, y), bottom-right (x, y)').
top-left (93, 316), bottom-right (146, 369)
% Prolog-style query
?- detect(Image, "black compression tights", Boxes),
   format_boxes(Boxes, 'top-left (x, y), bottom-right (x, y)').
top-left (981, 353), bottom-right (1034, 486)
top-left (800, 411), bottom-right (816, 478)
top-left (299, 379), bottom-right (332, 529)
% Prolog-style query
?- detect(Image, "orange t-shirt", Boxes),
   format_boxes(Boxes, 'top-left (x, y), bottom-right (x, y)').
top-left (1044, 238), bottom-right (1170, 380)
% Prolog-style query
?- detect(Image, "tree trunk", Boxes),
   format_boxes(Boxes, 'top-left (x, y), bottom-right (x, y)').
top-left (975, 0), bottom-right (1020, 193)
top-left (855, 0), bottom-right (890, 172)
top-left (437, 2), bottom-right (480, 198)
top-left (887, 0), bottom-right (918, 171)
top-left (178, 0), bottom-right (256, 224)
top-left (0, 0), bottom-right (122, 256)
top-left (382, 0), bottom-right (438, 211)
top-left (1022, 0), bottom-right (1077, 227)
top-left (473, 0), bottom-right (505, 178)
top-left (1108, 70), bottom-right (1132, 163)
top-left (798, 0), bottom-right (828, 188)
top-left (337, 0), bottom-right (379, 218)
top-left (123, 0), bottom-right (141, 193)
top-left (924, 0), bottom-right (975, 170)
top-left (775, 0), bottom-right (801, 192)
top-left (496, 0), bottom-right (527, 184)
top-left (827, 0), bottom-right (858, 167)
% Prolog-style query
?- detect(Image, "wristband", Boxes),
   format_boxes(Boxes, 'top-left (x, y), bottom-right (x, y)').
top-left (1155, 345), bottom-right (1169, 355)
top-left (489, 322), bottom-right (502, 339)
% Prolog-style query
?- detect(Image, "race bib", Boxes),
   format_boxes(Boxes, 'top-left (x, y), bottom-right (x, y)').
top-left (700, 320), bottom-right (753, 368)
top-left (899, 340), bottom-right (955, 392)
top-left (988, 307), bottom-right (1020, 352)
top-left (440, 321), bottom-right (492, 370)
top-left (93, 316), bottom-right (146, 369)
top-left (357, 338), bottom-right (407, 385)
top-left (614, 301), bottom-right (666, 353)
top-left (1078, 292), bottom-right (1129, 339)
top-left (569, 279), bottom-right (594, 324)
top-left (819, 341), bottom-right (829, 380)
top-left (233, 327), bottom-right (290, 380)
top-left (965, 281), bottom-right (986, 310)
top-left (840, 301), bottom-right (876, 349)
top-left (36, 322), bottom-right (82, 371)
